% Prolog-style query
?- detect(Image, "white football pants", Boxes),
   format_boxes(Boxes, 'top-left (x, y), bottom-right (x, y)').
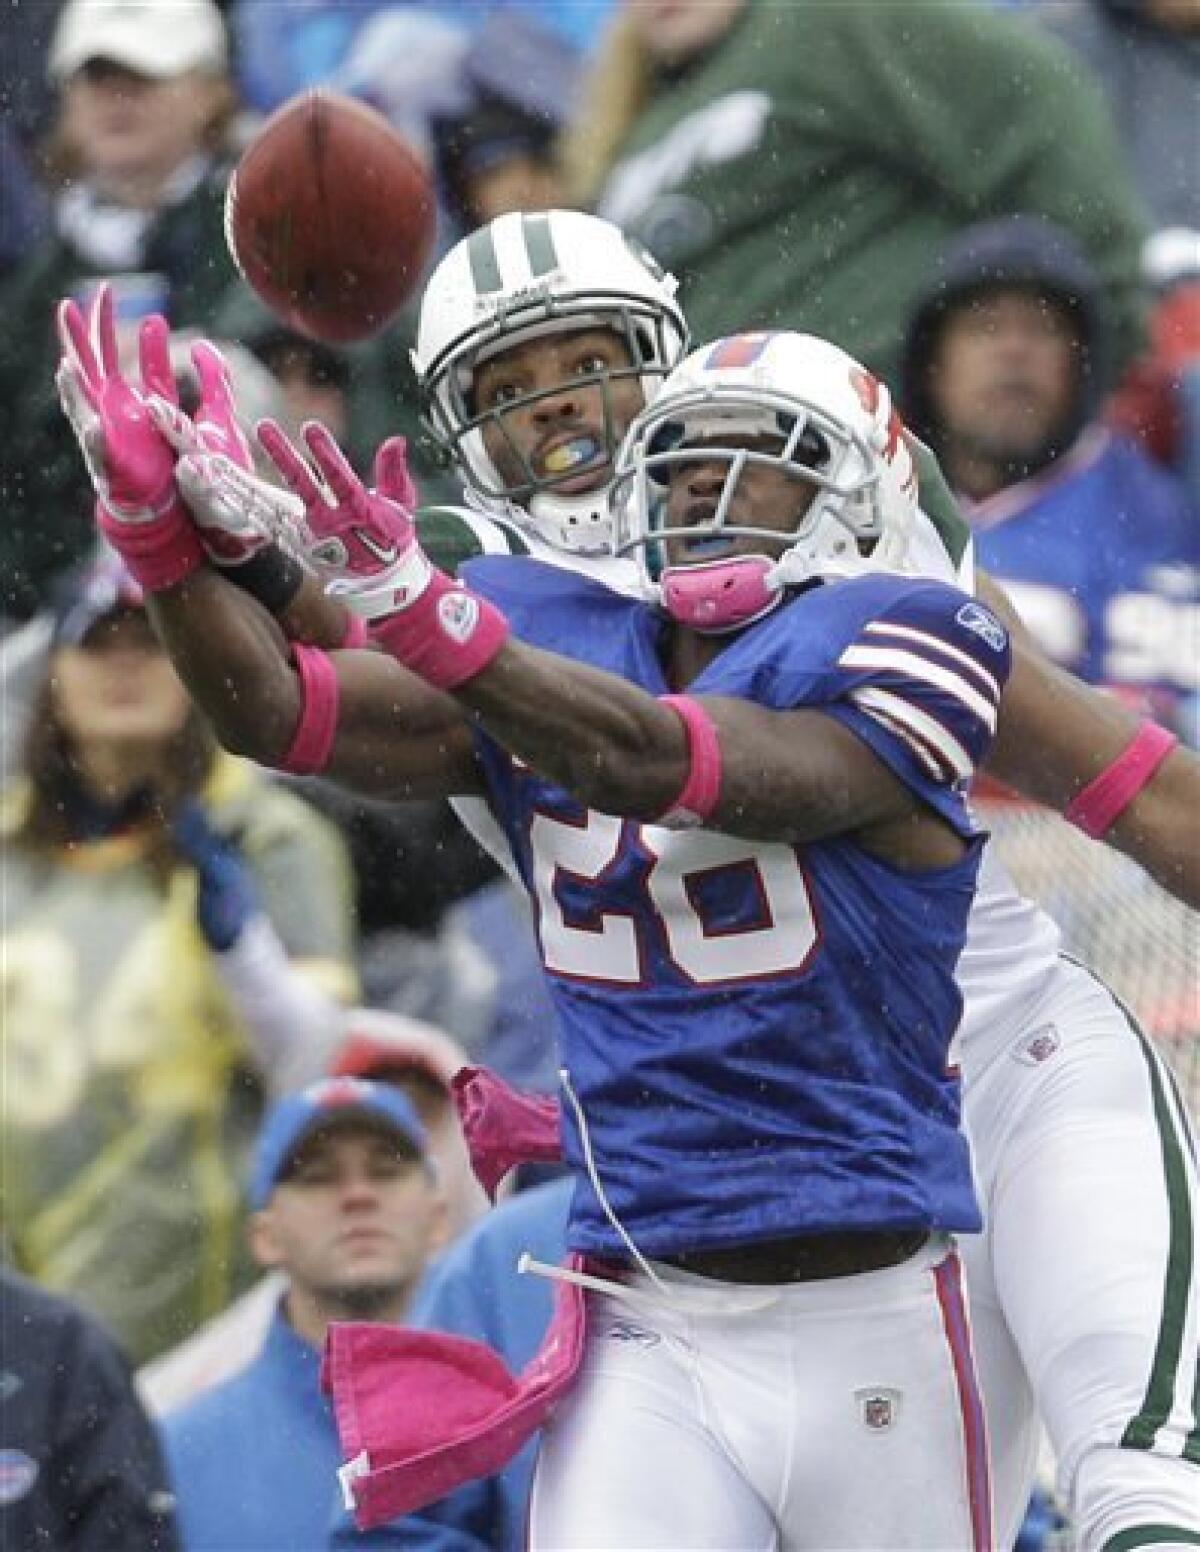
top-left (961, 958), bottom-right (1200, 1552)
top-left (530, 1236), bottom-right (996, 1550)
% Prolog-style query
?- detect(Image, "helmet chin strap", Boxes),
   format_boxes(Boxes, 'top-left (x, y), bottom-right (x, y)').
top-left (658, 556), bottom-right (783, 634)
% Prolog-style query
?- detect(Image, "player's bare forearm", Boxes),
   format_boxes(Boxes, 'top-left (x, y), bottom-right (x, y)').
top-left (456, 643), bottom-right (916, 842)
top-left (456, 640), bottom-right (690, 818)
top-left (1109, 744), bottom-right (1200, 907)
top-left (980, 572), bottom-right (1200, 906)
top-left (273, 565), bottom-right (358, 648)
top-left (148, 569), bottom-right (303, 761)
top-left (148, 568), bottom-right (482, 799)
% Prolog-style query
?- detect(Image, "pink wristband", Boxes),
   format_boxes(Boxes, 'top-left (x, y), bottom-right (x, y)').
top-left (340, 611), bottom-right (370, 649)
top-left (95, 496), bottom-right (206, 592)
top-left (370, 570), bottom-right (509, 690)
top-left (282, 645), bottom-right (340, 774)
top-left (1064, 720), bottom-right (1178, 839)
top-left (657, 694), bottom-right (722, 827)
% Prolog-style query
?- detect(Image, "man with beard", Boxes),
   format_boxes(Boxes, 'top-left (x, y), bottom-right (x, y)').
top-left (158, 1078), bottom-right (446, 1550)
top-left (901, 214), bottom-right (1198, 741)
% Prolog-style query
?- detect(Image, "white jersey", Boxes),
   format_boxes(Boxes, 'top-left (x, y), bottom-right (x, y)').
top-left (905, 509), bottom-right (1066, 1074)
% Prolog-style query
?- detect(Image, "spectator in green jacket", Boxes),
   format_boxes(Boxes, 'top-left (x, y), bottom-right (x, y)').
top-left (561, 0), bottom-right (1148, 396)
top-left (0, 0), bottom-right (244, 623)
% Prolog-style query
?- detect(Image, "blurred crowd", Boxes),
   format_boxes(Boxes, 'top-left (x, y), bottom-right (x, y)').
top-left (0, 1), bottom-right (1196, 1548)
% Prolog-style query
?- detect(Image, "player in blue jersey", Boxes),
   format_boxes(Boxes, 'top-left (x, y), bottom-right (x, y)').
top-left (61, 304), bottom-right (1011, 1547)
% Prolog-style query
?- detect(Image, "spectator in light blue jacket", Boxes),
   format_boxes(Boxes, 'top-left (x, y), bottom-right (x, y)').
top-left (161, 1080), bottom-right (446, 1551)
top-left (330, 1175), bottom-right (573, 1551)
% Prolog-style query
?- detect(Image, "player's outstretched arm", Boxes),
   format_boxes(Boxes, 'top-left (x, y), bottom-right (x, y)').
top-left (456, 585), bottom-right (1007, 860)
top-left (146, 568), bottom-right (481, 801)
top-left (457, 656), bottom-right (935, 847)
top-left (978, 572), bottom-right (1199, 907)
top-left (254, 417), bottom-right (938, 844)
top-left (249, 419), bottom-right (1004, 851)
top-left (53, 284), bottom-right (480, 802)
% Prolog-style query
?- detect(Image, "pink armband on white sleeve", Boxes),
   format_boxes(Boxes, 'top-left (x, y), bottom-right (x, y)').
top-left (656, 694), bottom-right (722, 828)
top-left (96, 495), bottom-right (206, 592)
top-left (369, 570), bottom-right (509, 689)
top-left (282, 645), bottom-right (340, 774)
top-left (1064, 720), bottom-right (1178, 839)
top-left (340, 611), bottom-right (369, 648)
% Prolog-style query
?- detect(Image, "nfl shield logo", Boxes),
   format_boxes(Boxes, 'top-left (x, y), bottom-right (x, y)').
top-left (1013, 1024), bottom-right (1061, 1067)
top-left (856, 1388), bottom-right (901, 1430)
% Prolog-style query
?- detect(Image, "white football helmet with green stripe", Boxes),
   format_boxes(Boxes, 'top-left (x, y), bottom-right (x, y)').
top-left (412, 210), bottom-right (688, 554)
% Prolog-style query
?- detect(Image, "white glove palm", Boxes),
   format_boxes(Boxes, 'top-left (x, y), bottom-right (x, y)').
top-left (150, 397), bottom-right (308, 568)
top-left (177, 450), bottom-right (310, 565)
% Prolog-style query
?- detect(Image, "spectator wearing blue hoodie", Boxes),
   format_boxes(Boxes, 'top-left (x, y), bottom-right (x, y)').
top-left (160, 1079), bottom-right (447, 1551)
top-left (900, 215), bottom-right (1199, 745)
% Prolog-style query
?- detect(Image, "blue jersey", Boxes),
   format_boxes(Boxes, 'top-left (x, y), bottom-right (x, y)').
top-left (463, 559), bottom-right (1011, 1259)
top-left (969, 430), bottom-right (1199, 738)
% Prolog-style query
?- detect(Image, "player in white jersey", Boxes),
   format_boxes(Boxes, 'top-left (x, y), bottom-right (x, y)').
top-left (64, 211), bottom-right (1198, 1549)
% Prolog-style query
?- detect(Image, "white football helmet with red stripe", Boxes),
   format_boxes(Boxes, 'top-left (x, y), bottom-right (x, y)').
top-left (611, 331), bottom-right (920, 631)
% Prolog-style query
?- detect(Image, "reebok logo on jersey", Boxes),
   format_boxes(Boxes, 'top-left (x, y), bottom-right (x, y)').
top-left (438, 591), bottom-right (480, 643)
top-left (855, 1388), bottom-right (901, 1431)
top-left (955, 602), bottom-right (1008, 654)
top-left (604, 1321), bottom-right (661, 1349)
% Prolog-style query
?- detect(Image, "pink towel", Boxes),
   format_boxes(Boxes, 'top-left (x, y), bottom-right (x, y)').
top-left (322, 1255), bottom-right (587, 1529)
top-left (452, 1066), bottom-right (562, 1199)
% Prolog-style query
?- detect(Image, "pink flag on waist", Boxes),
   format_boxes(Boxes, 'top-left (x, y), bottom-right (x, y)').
top-left (452, 1065), bottom-right (563, 1199)
top-left (322, 1255), bottom-right (587, 1530)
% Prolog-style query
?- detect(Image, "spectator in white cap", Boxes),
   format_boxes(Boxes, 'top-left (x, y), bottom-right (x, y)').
top-left (0, 0), bottom-right (244, 622)
top-left (158, 1077), bottom-right (447, 1552)
top-left (49, 0), bottom-right (228, 91)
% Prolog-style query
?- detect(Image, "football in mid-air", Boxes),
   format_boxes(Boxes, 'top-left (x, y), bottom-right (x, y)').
top-left (225, 90), bottom-right (437, 345)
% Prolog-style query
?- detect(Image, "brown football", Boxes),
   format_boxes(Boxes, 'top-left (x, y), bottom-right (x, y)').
top-left (225, 90), bottom-right (437, 345)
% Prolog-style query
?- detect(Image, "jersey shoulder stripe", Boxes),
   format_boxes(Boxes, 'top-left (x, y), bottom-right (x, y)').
top-left (860, 620), bottom-right (1002, 702)
top-left (833, 586), bottom-right (1009, 784)
top-left (415, 505), bottom-right (531, 576)
top-left (839, 641), bottom-right (999, 730)
top-left (848, 687), bottom-right (973, 783)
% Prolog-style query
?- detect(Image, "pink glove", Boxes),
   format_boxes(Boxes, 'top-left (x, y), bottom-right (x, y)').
top-left (257, 419), bottom-right (424, 606)
top-left (144, 333), bottom-right (287, 568)
top-left (55, 284), bottom-right (204, 589)
top-left (451, 1066), bottom-right (563, 1200)
top-left (56, 284), bottom-right (177, 516)
top-left (258, 419), bottom-right (508, 689)
top-left (143, 324), bottom-right (254, 471)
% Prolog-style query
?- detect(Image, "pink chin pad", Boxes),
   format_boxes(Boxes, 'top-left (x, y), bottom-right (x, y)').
top-left (660, 556), bottom-right (775, 631)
